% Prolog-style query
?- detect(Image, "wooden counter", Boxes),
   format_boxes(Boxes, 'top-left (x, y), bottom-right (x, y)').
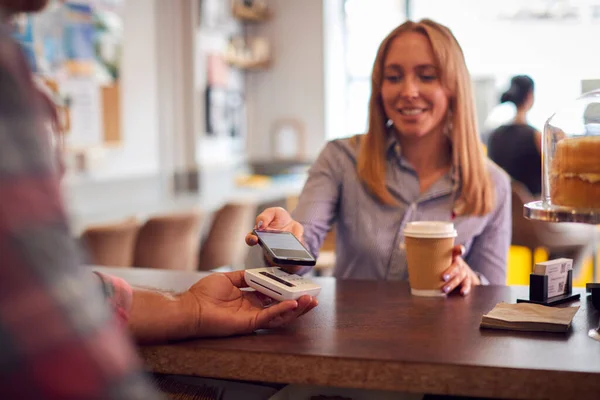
top-left (95, 267), bottom-right (600, 399)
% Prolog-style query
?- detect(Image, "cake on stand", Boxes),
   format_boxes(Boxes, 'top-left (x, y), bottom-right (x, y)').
top-left (523, 90), bottom-right (600, 326)
top-left (525, 89), bottom-right (600, 225)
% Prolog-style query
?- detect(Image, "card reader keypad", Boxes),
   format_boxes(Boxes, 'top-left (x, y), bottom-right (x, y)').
top-left (260, 269), bottom-right (311, 287)
top-left (260, 271), bottom-right (295, 287)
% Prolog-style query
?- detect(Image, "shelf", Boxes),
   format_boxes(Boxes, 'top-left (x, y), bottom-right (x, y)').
top-left (232, 2), bottom-right (271, 23)
top-left (524, 201), bottom-right (600, 224)
top-left (225, 56), bottom-right (270, 71)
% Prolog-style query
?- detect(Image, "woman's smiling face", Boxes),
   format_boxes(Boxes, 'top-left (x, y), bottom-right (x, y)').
top-left (381, 31), bottom-right (450, 139)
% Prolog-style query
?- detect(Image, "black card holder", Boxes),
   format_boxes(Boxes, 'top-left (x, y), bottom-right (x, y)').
top-left (517, 270), bottom-right (580, 306)
top-left (587, 283), bottom-right (600, 310)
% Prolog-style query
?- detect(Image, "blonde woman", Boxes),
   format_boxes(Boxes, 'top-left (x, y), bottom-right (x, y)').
top-left (247, 19), bottom-right (511, 295)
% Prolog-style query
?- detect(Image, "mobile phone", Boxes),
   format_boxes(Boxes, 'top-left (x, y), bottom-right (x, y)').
top-left (253, 229), bottom-right (316, 266)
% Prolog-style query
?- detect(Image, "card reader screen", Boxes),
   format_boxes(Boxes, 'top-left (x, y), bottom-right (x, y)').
top-left (256, 231), bottom-right (314, 260)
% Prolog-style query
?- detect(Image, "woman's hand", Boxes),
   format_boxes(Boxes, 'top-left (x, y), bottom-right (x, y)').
top-left (440, 245), bottom-right (481, 296)
top-left (245, 207), bottom-right (306, 274)
top-left (245, 207), bottom-right (304, 245)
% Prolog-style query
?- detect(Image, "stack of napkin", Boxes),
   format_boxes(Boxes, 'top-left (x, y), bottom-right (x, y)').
top-left (480, 302), bottom-right (579, 333)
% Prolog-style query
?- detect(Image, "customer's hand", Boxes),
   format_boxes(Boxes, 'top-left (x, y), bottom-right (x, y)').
top-left (185, 270), bottom-right (318, 338)
top-left (440, 245), bottom-right (481, 296)
top-left (245, 207), bottom-right (306, 273)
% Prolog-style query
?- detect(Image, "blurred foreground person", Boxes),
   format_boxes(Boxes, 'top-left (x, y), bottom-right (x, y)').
top-left (0, 1), bottom-right (316, 398)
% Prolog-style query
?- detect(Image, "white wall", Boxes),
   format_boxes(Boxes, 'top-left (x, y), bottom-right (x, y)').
top-left (194, 5), bottom-right (246, 169)
top-left (100, 0), bottom-right (160, 177)
top-left (246, 0), bottom-right (326, 161)
top-left (412, 0), bottom-right (600, 132)
top-left (324, 0), bottom-right (347, 140)
top-left (65, 0), bottom-right (200, 219)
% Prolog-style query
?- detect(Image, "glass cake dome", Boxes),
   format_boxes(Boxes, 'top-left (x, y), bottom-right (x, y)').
top-left (525, 89), bottom-right (600, 224)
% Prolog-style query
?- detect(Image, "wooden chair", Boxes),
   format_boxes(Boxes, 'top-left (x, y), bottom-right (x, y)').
top-left (80, 217), bottom-right (139, 267)
top-left (510, 181), bottom-right (597, 273)
top-left (133, 209), bottom-right (203, 271)
top-left (198, 202), bottom-right (257, 271)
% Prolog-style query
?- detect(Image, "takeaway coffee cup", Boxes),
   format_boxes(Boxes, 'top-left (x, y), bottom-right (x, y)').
top-left (403, 221), bottom-right (457, 297)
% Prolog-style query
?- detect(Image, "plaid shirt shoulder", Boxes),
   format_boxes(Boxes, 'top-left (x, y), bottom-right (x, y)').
top-left (0, 27), bottom-right (161, 399)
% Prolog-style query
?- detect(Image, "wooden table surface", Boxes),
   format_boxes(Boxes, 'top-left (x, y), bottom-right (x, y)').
top-left (95, 267), bottom-right (600, 400)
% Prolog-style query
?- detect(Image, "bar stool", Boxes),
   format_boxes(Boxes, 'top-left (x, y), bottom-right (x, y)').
top-left (198, 202), bottom-right (257, 271)
top-left (133, 209), bottom-right (203, 271)
top-left (80, 217), bottom-right (139, 267)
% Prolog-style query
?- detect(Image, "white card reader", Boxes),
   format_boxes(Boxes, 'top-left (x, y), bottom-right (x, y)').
top-left (244, 267), bottom-right (321, 301)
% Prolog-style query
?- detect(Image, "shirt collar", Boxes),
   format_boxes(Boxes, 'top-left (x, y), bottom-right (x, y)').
top-left (385, 130), bottom-right (459, 191)
top-left (386, 131), bottom-right (400, 158)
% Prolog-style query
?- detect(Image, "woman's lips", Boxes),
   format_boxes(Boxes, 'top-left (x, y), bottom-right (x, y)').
top-left (396, 108), bottom-right (428, 122)
top-left (398, 108), bottom-right (426, 116)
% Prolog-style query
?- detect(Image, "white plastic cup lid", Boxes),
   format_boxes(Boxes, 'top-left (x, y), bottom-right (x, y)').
top-left (403, 221), bottom-right (457, 239)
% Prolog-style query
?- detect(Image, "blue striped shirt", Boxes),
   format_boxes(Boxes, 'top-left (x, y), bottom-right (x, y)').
top-left (293, 135), bottom-right (512, 285)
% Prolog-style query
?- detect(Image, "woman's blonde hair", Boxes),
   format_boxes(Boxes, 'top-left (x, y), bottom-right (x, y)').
top-left (356, 19), bottom-right (493, 216)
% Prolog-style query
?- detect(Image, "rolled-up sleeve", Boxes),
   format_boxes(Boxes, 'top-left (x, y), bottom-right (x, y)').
top-left (94, 272), bottom-right (134, 326)
top-left (292, 141), bottom-right (343, 259)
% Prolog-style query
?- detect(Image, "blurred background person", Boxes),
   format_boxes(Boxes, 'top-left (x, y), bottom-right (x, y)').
top-left (488, 75), bottom-right (542, 197)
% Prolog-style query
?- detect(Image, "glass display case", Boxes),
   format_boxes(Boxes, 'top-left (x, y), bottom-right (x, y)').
top-left (525, 89), bottom-right (600, 224)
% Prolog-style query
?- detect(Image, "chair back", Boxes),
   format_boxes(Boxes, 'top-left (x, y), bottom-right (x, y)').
top-left (81, 217), bottom-right (139, 267)
top-left (198, 202), bottom-right (256, 271)
top-left (134, 210), bottom-right (203, 270)
top-left (510, 181), bottom-right (539, 251)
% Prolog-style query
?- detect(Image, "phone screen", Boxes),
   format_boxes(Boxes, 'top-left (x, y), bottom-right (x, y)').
top-left (256, 231), bottom-right (314, 260)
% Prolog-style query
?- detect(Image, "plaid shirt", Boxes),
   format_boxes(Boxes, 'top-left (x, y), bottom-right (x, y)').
top-left (0, 23), bottom-right (162, 399)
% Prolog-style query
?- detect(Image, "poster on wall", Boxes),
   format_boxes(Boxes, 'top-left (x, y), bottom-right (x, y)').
top-left (63, 76), bottom-right (103, 148)
top-left (62, 2), bottom-right (103, 148)
top-left (64, 1), bottom-right (95, 71)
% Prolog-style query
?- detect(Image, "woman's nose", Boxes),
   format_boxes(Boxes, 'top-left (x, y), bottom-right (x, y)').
top-left (399, 78), bottom-right (419, 98)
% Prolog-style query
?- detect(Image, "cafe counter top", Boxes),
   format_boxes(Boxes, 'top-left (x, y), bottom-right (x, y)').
top-left (94, 267), bottom-right (600, 400)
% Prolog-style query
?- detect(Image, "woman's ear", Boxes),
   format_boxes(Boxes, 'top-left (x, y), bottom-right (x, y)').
top-left (526, 91), bottom-right (535, 110)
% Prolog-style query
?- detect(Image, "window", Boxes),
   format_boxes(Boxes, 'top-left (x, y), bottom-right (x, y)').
top-left (409, 0), bottom-right (600, 133)
top-left (337, 0), bottom-right (406, 138)
top-left (333, 0), bottom-right (600, 140)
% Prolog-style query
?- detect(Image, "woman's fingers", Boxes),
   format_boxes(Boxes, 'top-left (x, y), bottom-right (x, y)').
top-left (255, 207), bottom-right (293, 230)
top-left (451, 244), bottom-right (466, 261)
top-left (442, 260), bottom-right (461, 282)
top-left (292, 225), bottom-right (305, 244)
top-left (245, 231), bottom-right (259, 246)
top-left (460, 274), bottom-right (472, 296)
top-left (442, 261), bottom-right (466, 294)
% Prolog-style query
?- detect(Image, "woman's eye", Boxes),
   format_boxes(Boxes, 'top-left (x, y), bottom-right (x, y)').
top-left (420, 75), bottom-right (437, 82)
top-left (384, 75), bottom-right (401, 83)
